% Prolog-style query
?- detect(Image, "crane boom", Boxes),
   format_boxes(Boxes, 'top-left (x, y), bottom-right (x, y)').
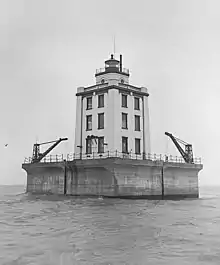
top-left (38, 140), bottom-right (58, 145)
top-left (165, 132), bottom-right (194, 163)
top-left (32, 137), bottom-right (68, 163)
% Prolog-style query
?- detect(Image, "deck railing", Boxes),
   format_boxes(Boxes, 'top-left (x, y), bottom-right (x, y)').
top-left (23, 151), bottom-right (202, 165)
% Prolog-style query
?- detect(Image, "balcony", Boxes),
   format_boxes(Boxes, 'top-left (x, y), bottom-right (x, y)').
top-left (84, 83), bottom-right (108, 91)
top-left (95, 67), bottom-right (129, 76)
top-left (23, 151), bottom-right (202, 166)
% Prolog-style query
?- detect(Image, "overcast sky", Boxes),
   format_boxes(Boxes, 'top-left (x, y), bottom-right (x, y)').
top-left (0, 0), bottom-right (219, 186)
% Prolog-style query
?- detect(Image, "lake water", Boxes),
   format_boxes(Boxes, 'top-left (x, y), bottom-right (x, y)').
top-left (0, 185), bottom-right (219, 264)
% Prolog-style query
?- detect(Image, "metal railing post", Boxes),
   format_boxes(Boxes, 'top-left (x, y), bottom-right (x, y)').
top-left (25, 150), bottom-right (202, 166)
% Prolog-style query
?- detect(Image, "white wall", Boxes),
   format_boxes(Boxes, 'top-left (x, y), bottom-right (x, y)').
top-left (107, 89), bottom-right (116, 152)
top-left (141, 87), bottom-right (151, 154)
top-left (80, 92), bottom-right (109, 155)
top-left (74, 88), bottom-right (83, 154)
top-left (114, 91), bottom-right (143, 154)
top-left (96, 73), bottom-right (129, 85)
top-left (74, 78), bottom-right (151, 157)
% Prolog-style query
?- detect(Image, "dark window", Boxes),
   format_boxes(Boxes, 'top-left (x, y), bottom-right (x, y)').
top-left (134, 97), bottom-right (140, 110)
top-left (98, 94), bottom-right (104, 108)
top-left (122, 113), bottom-right (128, 129)
top-left (86, 97), bottom-right (92, 110)
top-left (101, 79), bottom-right (105, 84)
top-left (98, 137), bottom-right (104, 153)
top-left (122, 94), bottom-right (127, 108)
top-left (135, 115), bottom-right (141, 131)
top-left (122, 137), bottom-right (128, 153)
top-left (135, 138), bottom-right (141, 154)
top-left (86, 138), bottom-right (92, 154)
top-left (86, 115), bottom-right (92, 130)
top-left (98, 113), bottom-right (104, 129)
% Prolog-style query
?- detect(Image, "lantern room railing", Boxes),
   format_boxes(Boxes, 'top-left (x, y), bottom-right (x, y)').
top-left (95, 67), bottom-right (129, 75)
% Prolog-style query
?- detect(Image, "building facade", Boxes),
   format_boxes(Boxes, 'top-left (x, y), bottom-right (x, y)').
top-left (74, 54), bottom-right (151, 158)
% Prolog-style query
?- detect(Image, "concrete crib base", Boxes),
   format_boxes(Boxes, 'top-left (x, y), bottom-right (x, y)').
top-left (22, 158), bottom-right (203, 200)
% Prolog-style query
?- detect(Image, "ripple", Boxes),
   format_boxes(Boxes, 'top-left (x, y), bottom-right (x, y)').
top-left (0, 185), bottom-right (220, 264)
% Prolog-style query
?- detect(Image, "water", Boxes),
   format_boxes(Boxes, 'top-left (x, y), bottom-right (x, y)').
top-left (0, 185), bottom-right (220, 265)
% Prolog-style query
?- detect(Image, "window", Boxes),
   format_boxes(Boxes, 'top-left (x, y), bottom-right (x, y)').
top-left (101, 79), bottom-right (105, 84)
top-left (122, 94), bottom-right (127, 108)
top-left (121, 79), bottom-right (124, 84)
top-left (98, 94), bottom-right (104, 108)
top-left (98, 137), bottom-right (104, 153)
top-left (122, 137), bottom-right (128, 153)
top-left (86, 138), bottom-right (92, 154)
top-left (86, 115), bottom-right (92, 131)
top-left (134, 97), bottom-right (140, 110)
top-left (135, 115), bottom-right (140, 131)
top-left (135, 138), bottom-right (141, 154)
top-left (122, 113), bottom-right (128, 129)
top-left (98, 113), bottom-right (104, 129)
top-left (86, 97), bottom-right (92, 110)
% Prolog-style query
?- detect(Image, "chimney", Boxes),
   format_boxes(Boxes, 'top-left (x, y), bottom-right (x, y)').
top-left (120, 54), bottom-right (122, 72)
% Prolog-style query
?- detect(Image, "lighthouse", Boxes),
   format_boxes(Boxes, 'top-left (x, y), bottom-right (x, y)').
top-left (23, 53), bottom-right (203, 199)
top-left (74, 54), bottom-right (151, 159)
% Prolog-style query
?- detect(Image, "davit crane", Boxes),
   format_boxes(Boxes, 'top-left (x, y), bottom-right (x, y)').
top-left (165, 132), bottom-right (194, 164)
top-left (32, 138), bottom-right (68, 163)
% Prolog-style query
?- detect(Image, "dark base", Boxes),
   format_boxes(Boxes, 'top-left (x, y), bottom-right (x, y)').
top-left (26, 192), bottom-right (199, 200)
top-left (105, 194), bottom-right (199, 200)
top-left (69, 194), bottom-right (199, 200)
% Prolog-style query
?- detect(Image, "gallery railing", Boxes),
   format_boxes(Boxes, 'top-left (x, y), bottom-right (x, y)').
top-left (95, 68), bottom-right (129, 75)
top-left (23, 151), bottom-right (202, 165)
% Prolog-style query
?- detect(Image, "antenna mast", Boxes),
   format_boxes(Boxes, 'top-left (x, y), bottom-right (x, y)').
top-left (113, 34), bottom-right (116, 57)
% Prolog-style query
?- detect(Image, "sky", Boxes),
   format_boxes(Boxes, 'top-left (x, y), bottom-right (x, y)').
top-left (0, 0), bottom-right (219, 186)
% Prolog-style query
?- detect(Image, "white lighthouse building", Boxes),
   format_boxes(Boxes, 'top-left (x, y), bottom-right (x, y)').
top-left (23, 53), bottom-right (203, 199)
top-left (74, 54), bottom-right (151, 159)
